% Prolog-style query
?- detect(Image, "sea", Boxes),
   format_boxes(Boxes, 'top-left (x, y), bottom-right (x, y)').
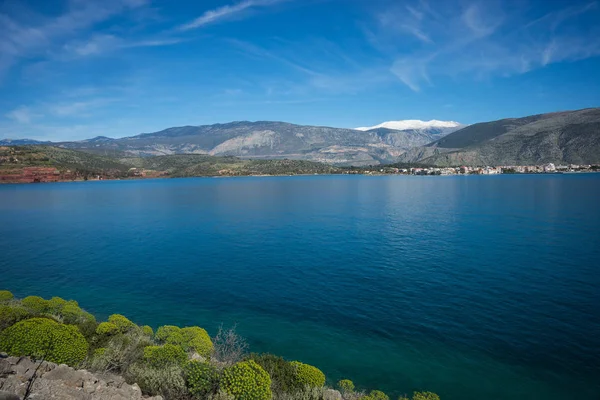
top-left (1, 174), bottom-right (599, 400)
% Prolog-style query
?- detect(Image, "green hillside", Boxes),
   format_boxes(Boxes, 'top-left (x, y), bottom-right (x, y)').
top-left (0, 146), bottom-right (342, 182)
top-left (0, 145), bottom-right (130, 174)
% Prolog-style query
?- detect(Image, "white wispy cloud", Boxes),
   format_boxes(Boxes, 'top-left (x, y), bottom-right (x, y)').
top-left (62, 34), bottom-right (184, 57)
top-left (178, 0), bottom-right (288, 31)
top-left (461, 3), bottom-right (503, 37)
top-left (370, 0), bottom-right (600, 92)
top-left (5, 106), bottom-right (38, 124)
top-left (224, 36), bottom-right (396, 96)
top-left (49, 98), bottom-right (119, 117)
top-left (226, 39), bottom-right (319, 76)
top-left (0, 0), bottom-right (182, 78)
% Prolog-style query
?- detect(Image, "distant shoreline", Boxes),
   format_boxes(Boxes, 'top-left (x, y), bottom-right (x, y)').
top-left (2, 170), bottom-right (599, 185)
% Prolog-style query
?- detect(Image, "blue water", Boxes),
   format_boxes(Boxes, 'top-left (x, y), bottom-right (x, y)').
top-left (1, 175), bottom-right (599, 400)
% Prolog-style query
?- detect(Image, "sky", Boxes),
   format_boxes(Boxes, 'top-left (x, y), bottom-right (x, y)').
top-left (1, 0), bottom-right (600, 141)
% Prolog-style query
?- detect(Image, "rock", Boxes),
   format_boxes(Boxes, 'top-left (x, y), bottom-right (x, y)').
top-left (0, 356), bottom-right (163, 400)
top-left (0, 391), bottom-right (20, 400)
top-left (43, 364), bottom-right (89, 387)
top-left (0, 359), bottom-right (12, 376)
top-left (323, 389), bottom-right (343, 400)
top-left (0, 376), bottom-right (26, 398)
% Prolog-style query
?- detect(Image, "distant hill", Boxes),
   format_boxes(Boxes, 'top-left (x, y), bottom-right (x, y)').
top-left (2, 121), bottom-right (454, 167)
top-left (398, 108), bottom-right (600, 166)
top-left (0, 145), bottom-right (342, 182)
top-left (127, 154), bottom-right (341, 177)
top-left (0, 145), bottom-right (129, 173)
top-left (0, 139), bottom-right (50, 146)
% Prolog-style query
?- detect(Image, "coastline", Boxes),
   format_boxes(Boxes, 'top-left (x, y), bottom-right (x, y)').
top-left (1, 170), bottom-right (599, 185)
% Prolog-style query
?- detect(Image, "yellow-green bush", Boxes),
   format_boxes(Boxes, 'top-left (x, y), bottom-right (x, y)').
top-left (366, 390), bottom-right (388, 400)
top-left (142, 325), bottom-right (154, 336)
top-left (47, 297), bottom-right (69, 313)
top-left (156, 325), bottom-right (184, 343)
top-left (290, 361), bottom-right (326, 388)
top-left (246, 353), bottom-right (301, 393)
top-left (185, 360), bottom-right (220, 396)
top-left (222, 360), bottom-right (272, 400)
top-left (143, 344), bottom-right (187, 368)
top-left (21, 296), bottom-right (49, 313)
top-left (0, 318), bottom-right (88, 366)
top-left (155, 325), bottom-right (213, 357)
top-left (108, 314), bottom-right (136, 333)
top-left (0, 290), bottom-right (14, 302)
top-left (337, 379), bottom-right (355, 393)
top-left (411, 392), bottom-right (440, 400)
top-left (94, 347), bottom-right (107, 357)
top-left (0, 305), bottom-right (31, 331)
top-left (181, 326), bottom-right (213, 357)
top-left (96, 322), bottom-right (119, 335)
top-left (61, 303), bottom-right (83, 321)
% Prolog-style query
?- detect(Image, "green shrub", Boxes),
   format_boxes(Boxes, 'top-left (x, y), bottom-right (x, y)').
top-left (88, 330), bottom-right (152, 373)
top-left (42, 300), bottom-right (97, 338)
top-left (156, 325), bottom-right (213, 357)
top-left (96, 322), bottom-right (119, 336)
top-left (0, 290), bottom-right (14, 302)
top-left (47, 297), bottom-right (68, 313)
top-left (209, 389), bottom-right (236, 400)
top-left (411, 392), bottom-right (440, 400)
top-left (0, 305), bottom-right (32, 331)
top-left (290, 361), bottom-right (326, 388)
top-left (126, 362), bottom-right (187, 398)
top-left (185, 360), bottom-right (220, 397)
top-left (222, 360), bottom-right (272, 400)
top-left (94, 347), bottom-right (107, 357)
top-left (367, 390), bottom-right (388, 400)
top-left (61, 303), bottom-right (83, 322)
top-left (247, 353), bottom-right (301, 393)
top-left (108, 314), bottom-right (136, 333)
top-left (181, 326), bottom-right (213, 357)
top-left (338, 379), bottom-right (355, 393)
top-left (156, 325), bottom-right (183, 343)
top-left (0, 317), bottom-right (88, 366)
top-left (21, 296), bottom-right (49, 313)
top-left (142, 325), bottom-right (154, 336)
top-left (143, 344), bottom-right (187, 368)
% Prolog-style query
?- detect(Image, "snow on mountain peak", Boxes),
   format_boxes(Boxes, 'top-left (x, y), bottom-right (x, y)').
top-left (355, 120), bottom-right (462, 131)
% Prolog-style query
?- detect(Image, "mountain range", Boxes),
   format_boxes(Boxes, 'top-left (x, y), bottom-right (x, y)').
top-left (2, 108), bottom-right (599, 166)
top-left (1, 121), bottom-right (462, 166)
top-left (398, 108), bottom-right (600, 166)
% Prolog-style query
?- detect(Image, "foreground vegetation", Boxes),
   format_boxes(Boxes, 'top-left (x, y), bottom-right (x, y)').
top-left (0, 290), bottom-right (439, 400)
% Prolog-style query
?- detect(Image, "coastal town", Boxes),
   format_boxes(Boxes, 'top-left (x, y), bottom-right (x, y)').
top-left (352, 163), bottom-right (600, 176)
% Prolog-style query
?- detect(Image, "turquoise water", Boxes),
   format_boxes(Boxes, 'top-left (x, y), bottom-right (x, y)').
top-left (1, 175), bottom-right (599, 399)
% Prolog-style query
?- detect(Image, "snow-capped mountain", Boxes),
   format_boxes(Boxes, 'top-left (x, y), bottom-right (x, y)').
top-left (355, 120), bottom-right (463, 132)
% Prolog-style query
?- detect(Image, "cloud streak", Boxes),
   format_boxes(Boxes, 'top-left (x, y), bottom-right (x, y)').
top-left (5, 107), bottom-right (37, 124)
top-left (0, 0), bottom-right (152, 77)
top-left (370, 0), bottom-right (600, 92)
top-left (62, 34), bottom-right (184, 57)
top-left (179, 0), bottom-right (288, 31)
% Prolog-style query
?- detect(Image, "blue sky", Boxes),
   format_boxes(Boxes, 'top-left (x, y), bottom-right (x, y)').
top-left (1, 0), bottom-right (600, 141)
